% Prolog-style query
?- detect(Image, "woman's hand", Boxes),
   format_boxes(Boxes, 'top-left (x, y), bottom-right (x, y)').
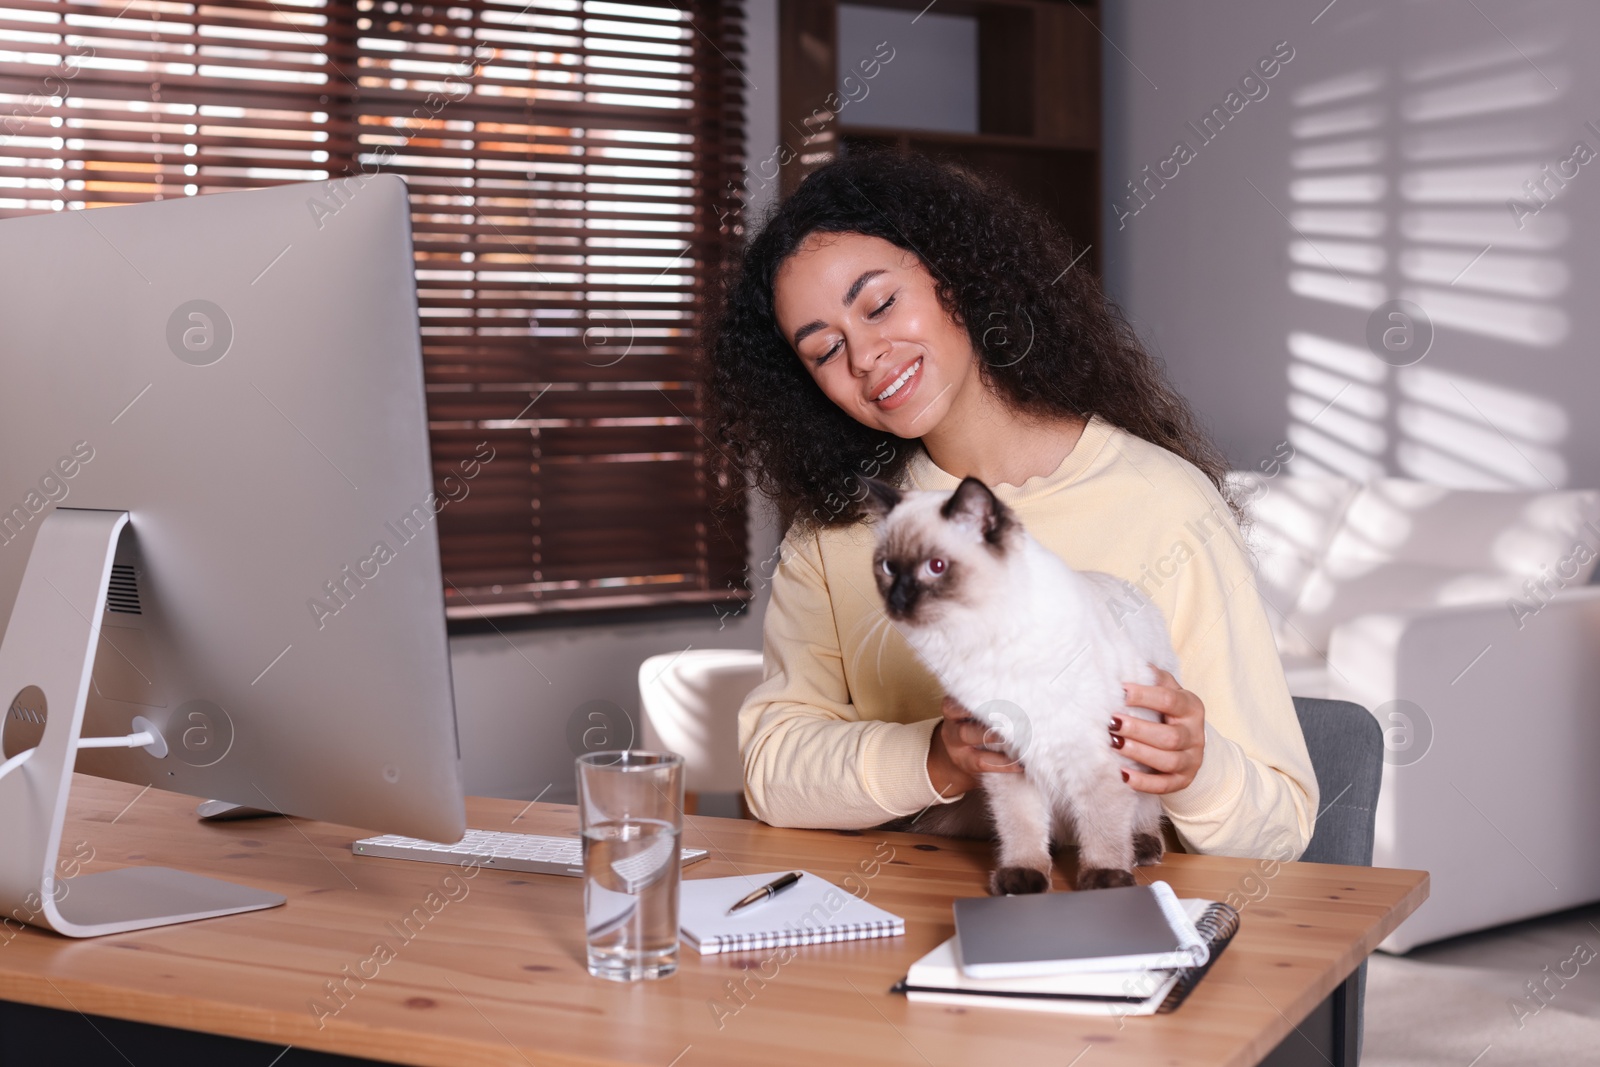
top-left (1113, 666), bottom-right (1206, 794)
top-left (926, 695), bottom-right (1025, 798)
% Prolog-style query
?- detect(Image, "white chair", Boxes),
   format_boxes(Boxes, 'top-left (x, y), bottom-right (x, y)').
top-left (1231, 471), bottom-right (1600, 951)
top-left (637, 648), bottom-right (763, 818)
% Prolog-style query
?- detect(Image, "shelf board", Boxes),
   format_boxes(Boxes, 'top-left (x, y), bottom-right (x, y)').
top-left (837, 124), bottom-right (1097, 153)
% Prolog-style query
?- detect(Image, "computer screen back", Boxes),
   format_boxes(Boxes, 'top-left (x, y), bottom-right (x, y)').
top-left (0, 175), bottom-right (466, 843)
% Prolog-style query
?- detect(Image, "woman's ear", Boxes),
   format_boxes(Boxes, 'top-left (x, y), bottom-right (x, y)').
top-left (860, 477), bottom-right (902, 519)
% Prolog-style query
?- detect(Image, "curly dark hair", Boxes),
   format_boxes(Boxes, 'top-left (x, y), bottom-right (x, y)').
top-left (704, 147), bottom-right (1241, 535)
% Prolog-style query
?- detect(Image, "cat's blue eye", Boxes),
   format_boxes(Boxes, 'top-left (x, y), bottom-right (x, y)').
top-left (879, 559), bottom-right (893, 576)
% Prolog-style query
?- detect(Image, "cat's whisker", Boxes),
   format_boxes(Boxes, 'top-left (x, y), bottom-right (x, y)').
top-left (846, 611), bottom-right (891, 677)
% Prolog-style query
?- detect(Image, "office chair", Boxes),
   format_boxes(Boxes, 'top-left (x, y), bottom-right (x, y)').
top-left (1290, 696), bottom-right (1384, 1066)
top-left (636, 648), bottom-right (763, 819)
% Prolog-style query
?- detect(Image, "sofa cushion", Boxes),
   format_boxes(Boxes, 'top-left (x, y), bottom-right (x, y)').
top-left (1321, 479), bottom-right (1600, 579)
top-left (1226, 471), bottom-right (1362, 651)
top-left (1283, 560), bottom-right (1527, 659)
top-left (1279, 652), bottom-right (1331, 699)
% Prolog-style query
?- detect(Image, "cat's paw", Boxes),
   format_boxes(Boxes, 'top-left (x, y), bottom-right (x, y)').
top-left (1075, 867), bottom-right (1136, 891)
top-left (1133, 832), bottom-right (1165, 867)
top-left (988, 866), bottom-right (1051, 895)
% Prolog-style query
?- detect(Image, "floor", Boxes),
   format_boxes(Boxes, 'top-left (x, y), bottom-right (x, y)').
top-left (1364, 903), bottom-right (1600, 1066)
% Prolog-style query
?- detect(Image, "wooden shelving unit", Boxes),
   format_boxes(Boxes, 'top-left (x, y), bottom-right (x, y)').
top-left (778, 0), bottom-right (1102, 270)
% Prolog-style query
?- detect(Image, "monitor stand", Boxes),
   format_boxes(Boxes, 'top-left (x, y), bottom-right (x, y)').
top-left (196, 799), bottom-right (277, 821)
top-left (0, 508), bottom-right (285, 937)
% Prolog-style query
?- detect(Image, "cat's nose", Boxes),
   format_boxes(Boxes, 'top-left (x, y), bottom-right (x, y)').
top-left (887, 572), bottom-right (918, 616)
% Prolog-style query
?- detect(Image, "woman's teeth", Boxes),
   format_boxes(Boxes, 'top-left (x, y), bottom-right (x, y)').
top-left (876, 358), bottom-right (921, 402)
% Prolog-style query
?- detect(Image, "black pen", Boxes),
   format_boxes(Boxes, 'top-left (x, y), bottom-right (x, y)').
top-left (726, 871), bottom-right (803, 916)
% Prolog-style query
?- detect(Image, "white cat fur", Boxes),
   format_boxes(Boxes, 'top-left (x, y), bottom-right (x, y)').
top-left (871, 480), bottom-right (1181, 890)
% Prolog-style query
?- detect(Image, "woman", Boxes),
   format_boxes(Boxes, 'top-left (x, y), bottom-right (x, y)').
top-left (705, 149), bottom-right (1316, 861)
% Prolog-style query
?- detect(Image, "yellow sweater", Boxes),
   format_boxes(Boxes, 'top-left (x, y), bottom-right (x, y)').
top-left (738, 413), bottom-right (1318, 860)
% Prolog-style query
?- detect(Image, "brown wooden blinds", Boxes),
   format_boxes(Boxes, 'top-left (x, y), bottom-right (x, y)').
top-left (0, 0), bottom-right (750, 621)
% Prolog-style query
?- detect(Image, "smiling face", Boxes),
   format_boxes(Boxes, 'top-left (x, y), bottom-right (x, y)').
top-left (772, 231), bottom-right (981, 438)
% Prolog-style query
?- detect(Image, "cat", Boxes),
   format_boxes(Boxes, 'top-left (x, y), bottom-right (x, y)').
top-left (862, 474), bottom-right (1182, 894)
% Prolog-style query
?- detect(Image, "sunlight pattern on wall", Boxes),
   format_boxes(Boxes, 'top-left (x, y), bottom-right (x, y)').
top-left (1282, 18), bottom-right (1573, 490)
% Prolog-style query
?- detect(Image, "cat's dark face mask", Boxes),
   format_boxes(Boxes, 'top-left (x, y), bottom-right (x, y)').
top-left (876, 555), bottom-right (937, 621)
top-left (863, 476), bottom-right (1016, 624)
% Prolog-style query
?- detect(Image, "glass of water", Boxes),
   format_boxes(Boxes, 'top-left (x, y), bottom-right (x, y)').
top-left (575, 750), bottom-right (684, 981)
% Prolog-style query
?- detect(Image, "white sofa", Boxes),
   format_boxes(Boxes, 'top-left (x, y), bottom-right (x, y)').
top-left (1230, 471), bottom-right (1600, 951)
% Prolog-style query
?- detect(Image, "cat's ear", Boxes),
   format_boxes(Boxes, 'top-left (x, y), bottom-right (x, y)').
top-left (859, 477), bottom-right (903, 520)
top-left (941, 476), bottom-right (1014, 545)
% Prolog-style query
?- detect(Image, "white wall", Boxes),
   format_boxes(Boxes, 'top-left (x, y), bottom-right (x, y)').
top-left (447, 0), bottom-right (782, 804)
top-left (1101, 0), bottom-right (1600, 489)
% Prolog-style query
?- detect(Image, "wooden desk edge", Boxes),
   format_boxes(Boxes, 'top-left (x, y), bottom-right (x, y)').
top-left (1, 793), bottom-right (1435, 1067)
top-left (1229, 868), bottom-right (1429, 1067)
top-left (0, 874), bottom-right (1433, 1067)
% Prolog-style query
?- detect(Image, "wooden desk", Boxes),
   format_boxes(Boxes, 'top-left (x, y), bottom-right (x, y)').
top-left (0, 776), bottom-right (1426, 1067)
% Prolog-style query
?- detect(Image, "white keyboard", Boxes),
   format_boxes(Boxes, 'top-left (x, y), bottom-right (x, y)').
top-left (351, 828), bottom-right (710, 877)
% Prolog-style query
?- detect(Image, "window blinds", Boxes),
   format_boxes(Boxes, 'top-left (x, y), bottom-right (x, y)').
top-left (0, 0), bottom-right (749, 619)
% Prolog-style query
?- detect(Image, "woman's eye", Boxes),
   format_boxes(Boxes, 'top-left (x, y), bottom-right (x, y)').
top-left (869, 295), bottom-right (896, 318)
top-left (925, 558), bottom-right (946, 576)
top-left (815, 340), bottom-right (841, 366)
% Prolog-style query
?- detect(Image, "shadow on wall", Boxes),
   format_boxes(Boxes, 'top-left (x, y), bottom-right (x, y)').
top-left (1281, 0), bottom-right (1577, 489)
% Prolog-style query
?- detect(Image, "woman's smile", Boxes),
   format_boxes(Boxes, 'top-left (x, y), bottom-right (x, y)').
top-left (871, 355), bottom-right (922, 409)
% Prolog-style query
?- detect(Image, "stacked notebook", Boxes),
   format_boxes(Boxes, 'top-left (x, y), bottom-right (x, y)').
top-left (679, 871), bottom-right (905, 955)
top-left (892, 881), bottom-right (1240, 1015)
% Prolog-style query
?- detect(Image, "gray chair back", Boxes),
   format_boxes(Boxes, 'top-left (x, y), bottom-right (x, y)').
top-left (1290, 695), bottom-right (1383, 1066)
top-left (1293, 696), bottom-right (1382, 866)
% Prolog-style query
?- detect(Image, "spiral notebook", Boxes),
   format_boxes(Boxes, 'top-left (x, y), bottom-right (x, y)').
top-left (679, 871), bottom-right (905, 955)
top-left (892, 896), bottom-right (1241, 1015)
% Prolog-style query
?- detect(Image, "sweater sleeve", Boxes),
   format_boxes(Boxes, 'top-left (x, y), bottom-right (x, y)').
top-left (1155, 485), bottom-right (1320, 861)
top-left (738, 529), bottom-right (965, 828)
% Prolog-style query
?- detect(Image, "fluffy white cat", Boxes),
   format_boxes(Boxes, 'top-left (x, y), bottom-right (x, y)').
top-left (863, 475), bottom-right (1181, 893)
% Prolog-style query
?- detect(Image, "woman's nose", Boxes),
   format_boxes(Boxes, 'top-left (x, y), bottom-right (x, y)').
top-left (848, 333), bottom-right (891, 376)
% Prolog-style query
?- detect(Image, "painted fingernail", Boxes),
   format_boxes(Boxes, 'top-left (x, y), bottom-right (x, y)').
top-left (1110, 734), bottom-right (1125, 749)
top-left (1110, 716), bottom-right (1123, 731)
top-left (1121, 769), bottom-right (1130, 783)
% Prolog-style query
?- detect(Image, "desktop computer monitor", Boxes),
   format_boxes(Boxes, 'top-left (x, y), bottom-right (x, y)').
top-left (0, 175), bottom-right (467, 936)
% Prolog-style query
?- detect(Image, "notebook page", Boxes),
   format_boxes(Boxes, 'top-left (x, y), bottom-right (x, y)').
top-left (679, 871), bottom-right (904, 955)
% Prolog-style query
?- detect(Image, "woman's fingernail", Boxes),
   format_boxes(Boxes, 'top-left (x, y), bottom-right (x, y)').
top-left (1121, 769), bottom-right (1130, 783)
top-left (1110, 716), bottom-right (1123, 731)
top-left (1110, 734), bottom-right (1125, 749)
